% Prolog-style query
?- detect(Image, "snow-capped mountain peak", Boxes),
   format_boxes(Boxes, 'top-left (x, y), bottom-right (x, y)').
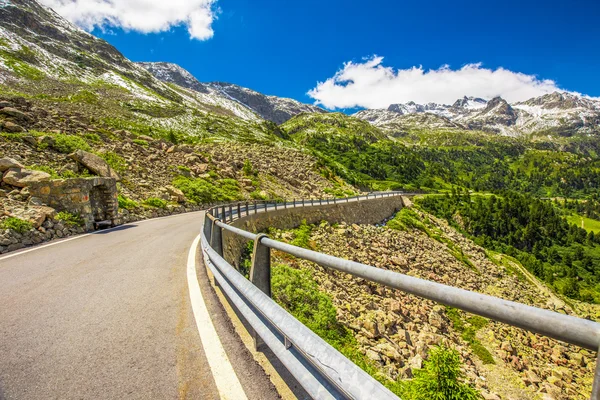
top-left (354, 92), bottom-right (600, 137)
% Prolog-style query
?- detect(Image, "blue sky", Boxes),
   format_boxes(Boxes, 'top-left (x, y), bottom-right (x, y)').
top-left (53, 0), bottom-right (600, 107)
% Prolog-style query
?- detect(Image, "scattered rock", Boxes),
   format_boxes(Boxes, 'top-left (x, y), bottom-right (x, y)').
top-left (2, 121), bottom-right (25, 133)
top-left (0, 157), bottom-right (24, 172)
top-left (70, 150), bottom-right (120, 181)
top-left (3, 168), bottom-right (51, 187)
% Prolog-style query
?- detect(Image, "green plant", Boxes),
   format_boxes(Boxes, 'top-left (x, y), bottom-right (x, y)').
top-left (250, 190), bottom-right (268, 200)
top-left (28, 164), bottom-right (59, 178)
top-left (52, 134), bottom-right (91, 154)
top-left (173, 176), bottom-right (241, 203)
top-left (99, 151), bottom-right (127, 174)
top-left (272, 263), bottom-right (351, 345)
top-left (243, 159), bottom-right (256, 176)
top-left (70, 90), bottom-right (98, 104)
top-left (0, 217), bottom-right (33, 233)
top-left (55, 212), bottom-right (85, 227)
top-left (290, 220), bottom-right (313, 249)
top-left (387, 208), bottom-right (426, 232)
top-left (118, 195), bottom-right (138, 210)
top-left (400, 344), bottom-right (482, 400)
top-left (132, 139), bottom-right (149, 147)
top-left (143, 197), bottom-right (167, 209)
top-left (84, 133), bottom-right (101, 143)
top-left (445, 307), bottom-right (495, 364)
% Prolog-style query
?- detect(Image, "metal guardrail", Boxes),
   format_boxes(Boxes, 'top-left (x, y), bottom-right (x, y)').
top-left (200, 192), bottom-right (600, 400)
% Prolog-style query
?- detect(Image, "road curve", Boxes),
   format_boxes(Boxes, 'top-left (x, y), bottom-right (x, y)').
top-left (0, 212), bottom-right (279, 400)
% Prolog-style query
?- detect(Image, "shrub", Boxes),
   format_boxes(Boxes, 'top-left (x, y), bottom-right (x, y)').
top-left (387, 208), bottom-right (426, 232)
top-left (250, 190), bottom-right (268, 200)
top-left (28, 165), bottom-right (59, 178)
top-left (0, 217), bottom-right (33, 233)
top-left (143, 197), bottom-right (168, 209)
top-left (173, 176), bottom-right (241, 204)
top-left (118, 195), bottom-right (138, 211)
top-left (70, 90), bottom-right (98, 104)
top-left (132, 139), bottom-right (149, 147)
top-left (445, 307), bottom-right (495, 365)
top-left (55, 211), bottom-right (85, 227)
top-left (52, 134), bottom-right (91, 154)
top-left (99, 151), bottom-right (127, 174)
top-left (84, 133), bottom-right (101, 143)
top-left (272, 263), bottom-right (350, 345)
top-left (290, 220), bottom-right (313, 249)
top-left (243, 159), bottom-right (256, 176)
top-left (400, 344), bottom-right (482, 400)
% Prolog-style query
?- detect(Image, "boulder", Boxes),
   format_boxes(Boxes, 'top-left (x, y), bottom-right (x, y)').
top-left (2, 121), bottom-right (25, 133)
top-left (0, 157), bottom-right (24, 172)
top-left (9, 205), bottom-right (56, 228)
top-left (70, 150), bottom-right (120, 181)
top-left (3, 168), bottom-right (51, 187)
top-left (164, 185), bottom-right (186, 203)
top-left (0, 107), bottom-right (28, 120)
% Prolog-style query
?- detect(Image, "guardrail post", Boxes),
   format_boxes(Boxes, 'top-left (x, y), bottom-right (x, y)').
top-left (293, 198), bottom-right (296, 208)
top-left (592, 348), bottom-right (600, 400)
top-left (245, 202), bottom-right (249, 217)
top-left (237, 204), bottom-right (241, 220)
top-left (250, 233), bottom-right (271, 351)
top-left (211, 220), bottom-right (223, 257)
top-left (221, 206), bottom-right (226, 220)
top-left (228, 205), bottom-right (233, 222)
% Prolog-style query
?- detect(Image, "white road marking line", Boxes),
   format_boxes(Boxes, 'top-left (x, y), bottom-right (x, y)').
top-left (186, 234), bottom-right (248, 400)
top-left (0, 233), bottom-right (92, 261)
top-left (0, 211), bottom-right (205, 262)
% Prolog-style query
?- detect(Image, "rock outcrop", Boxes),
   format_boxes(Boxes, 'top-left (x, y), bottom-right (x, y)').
top-left (70, 150), bottom-right (121, 181)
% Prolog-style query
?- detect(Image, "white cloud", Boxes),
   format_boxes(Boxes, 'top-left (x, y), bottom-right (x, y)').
top-left (39, 0), bottom-right (217, 40)
top-left (308, 56), bottom-right (567, 109)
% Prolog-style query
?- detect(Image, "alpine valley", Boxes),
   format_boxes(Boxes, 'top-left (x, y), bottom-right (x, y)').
top-left (1, 0), bottom-right (600, 399)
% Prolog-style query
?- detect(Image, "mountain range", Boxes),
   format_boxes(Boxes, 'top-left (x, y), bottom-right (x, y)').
top-left (1, 0), bottom-right (599, 139)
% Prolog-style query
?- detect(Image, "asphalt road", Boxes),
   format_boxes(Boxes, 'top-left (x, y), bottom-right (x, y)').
top-left (0, 212), bottom-right (280, 400)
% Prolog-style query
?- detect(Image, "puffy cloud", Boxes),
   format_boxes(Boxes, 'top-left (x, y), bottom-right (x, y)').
top-left (39, 0), bottom-right (217, 40)
top-left (308, 56), bottom-right (566, 109)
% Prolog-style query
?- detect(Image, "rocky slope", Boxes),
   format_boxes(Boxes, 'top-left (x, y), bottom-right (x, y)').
top-left (137, 62), bottom-right (326, 124)
top-left (0, 0), bottom-right (356, 253)
top-left (206, 82), bottom-right (326, 125)
top-left (271, 209), bottom-right (596, 399)
top-left (354, 93), bottom-right (600, 137)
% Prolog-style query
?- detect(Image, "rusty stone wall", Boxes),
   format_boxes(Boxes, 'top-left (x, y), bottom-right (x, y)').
top-left (221, 196), bottom-right (405, 269)
top-left (29, 177), bottom-right (119, 230)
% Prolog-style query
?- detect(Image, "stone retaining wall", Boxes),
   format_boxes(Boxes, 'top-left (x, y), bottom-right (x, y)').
top-left (221, 196), bottom-right (406, 269)
top-left (29, 177), bottom-right (119, 230)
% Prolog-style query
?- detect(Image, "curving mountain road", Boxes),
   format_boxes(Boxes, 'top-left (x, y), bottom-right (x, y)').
top-left (0, 212), bottom-right (280, 400)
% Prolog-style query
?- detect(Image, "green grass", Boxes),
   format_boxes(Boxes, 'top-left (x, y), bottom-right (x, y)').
top-left (173, 176), bottom-right (242, 204)
top-left (567, 213), bottom-right (600, 234)
top-left (445, 307), bottom-right (495, 365)
top-left (143, 197), bottom-right (168, 209)
top-left (387, 208), bottom-right (426, 232)
top-left (0, 50), bottom-right (45, 80)
top-left (99, 151), bottom-right (127, 174)
top-left (70, 89), bottom-right (98, 104)
top-left (0, 217), bottom-right (33, 233)
top-left (132, 139), bottom-right (149, 147)
top-left (290, 220), bottom-right (314, 249)
top-left (55, 211), bottom-right (85, 227)
top-left (52, 134), bottom-right (91, 154)
top-left (118, 195), bottom-right (138, 211)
